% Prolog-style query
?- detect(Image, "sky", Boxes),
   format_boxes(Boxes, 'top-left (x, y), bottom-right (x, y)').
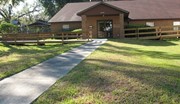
top-left (16, 0), bottom-right (36, 11)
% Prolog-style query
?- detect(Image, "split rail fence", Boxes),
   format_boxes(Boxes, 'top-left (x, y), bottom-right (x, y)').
top-left (124, 26), bottom-right (180, 39)
top-left (0, 32), bottom-right (88, 45)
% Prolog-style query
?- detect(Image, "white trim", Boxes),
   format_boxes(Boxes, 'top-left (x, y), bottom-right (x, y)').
top-left (173, 21), bottom-right (180, 30)
top-left (62, 24), bottom-right (70, 30)
top-left (146, 22), bottom-right (154, 27)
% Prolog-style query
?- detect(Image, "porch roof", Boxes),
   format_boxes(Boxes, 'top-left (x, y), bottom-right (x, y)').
top-left (77, 2), bottom-right (129, 16)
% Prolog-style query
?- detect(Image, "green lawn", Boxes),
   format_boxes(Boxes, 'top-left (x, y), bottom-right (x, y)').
top-left (0, 43), bottom-right (85, 80)
top-left (33, 39), bottom-right (180, 104)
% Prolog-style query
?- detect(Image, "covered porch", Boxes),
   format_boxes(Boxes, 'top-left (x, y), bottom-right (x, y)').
top-left (78, 2), bottom-right (129, 38)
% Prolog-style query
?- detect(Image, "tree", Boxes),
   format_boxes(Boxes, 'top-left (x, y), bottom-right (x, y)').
top-left (0, 0), bottom-right (43, 23)
top-left (15, 2), bottom-right (48, 25)
top-left (0, 0), bottom-right (24, 6)
top-left (0, 0), bottom-right (24, 22)
top-left (39, 0), bottom-right (89, 17)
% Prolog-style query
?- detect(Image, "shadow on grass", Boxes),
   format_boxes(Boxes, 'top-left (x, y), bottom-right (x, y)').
top-left (110, 39), bottom-right (179, 46)
top-left (99, 42), bottom-right (180, 60)
top-left (63, 58), bottom-right (180, 93)
top-left (56, 39), bottom-right (180, 103)
top-left (0, 42), bottom-right (81, 57)
top-left (32, 39), bottom-right (180, 103)
top-left (0, 44), bottom-right (62, 56)
top-left (0, 43), bottom-right (83, 79)
top-left (58, 58), bottom-right (180, 104)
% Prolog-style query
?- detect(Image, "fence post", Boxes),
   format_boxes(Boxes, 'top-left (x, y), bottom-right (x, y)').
top-left (37, 33), bottom-right (39, 45)
top-left (177, 26), bottom-right (179, 35)
top-left (156, 27), bottom-right (159, 36)
top-left (76, 33), bottom-right (79, 40)
top-left (136, 28), bottom-right (139, 39)
top-left (159, 27), bottom-right (162, 36)
top-left (15, 34), bottom-right (17, 45)
top-left (159, 27), bottom-right (162, 40)
top-left (62, 33), bottom-right (64, 44)
top-left (88, 33), bottom-right (90, 41)
top-left (177, 30), bottom-right (179, 35)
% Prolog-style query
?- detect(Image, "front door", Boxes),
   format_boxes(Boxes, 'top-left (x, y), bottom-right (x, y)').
top-left (97, 20), bottom-right (113, 38)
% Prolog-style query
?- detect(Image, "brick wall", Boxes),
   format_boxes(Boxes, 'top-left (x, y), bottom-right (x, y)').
top-left (82, 14), bottom-right (124, 38)
top-left (50, 22), bottom-right (81, 32)
top-left (129, 19), bottom-right (180, 27)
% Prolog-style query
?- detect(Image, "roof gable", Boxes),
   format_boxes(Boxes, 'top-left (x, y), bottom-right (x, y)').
top-left (77, 2), bottom-right (129, 16)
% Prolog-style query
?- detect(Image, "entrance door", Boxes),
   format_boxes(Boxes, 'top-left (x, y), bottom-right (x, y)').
top-left (97, 20), bottom-right (113, 38)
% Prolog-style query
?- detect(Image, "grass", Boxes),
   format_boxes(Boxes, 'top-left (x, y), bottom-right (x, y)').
top-left (0, 42), bottom-right (85, 80)
top-left (33, 39), bottom-right (179, 104)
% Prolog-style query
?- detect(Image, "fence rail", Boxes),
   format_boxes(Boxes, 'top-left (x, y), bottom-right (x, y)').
top-left (0, 32), bottom-right (88, 45)
top-left (124, 25), bottom-right (180, 39)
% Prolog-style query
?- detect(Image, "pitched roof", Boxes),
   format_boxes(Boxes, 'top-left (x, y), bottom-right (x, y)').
top-left (28, 20), bottom-right (50, 27)
top-left (77, 2), bottom-right (129, 16)
top-left (49, 0), bottom-right (180, 23)
top-left (49, 2), bottom-right (98, 23)
top-left (108, 0), bottom-right (180, 20)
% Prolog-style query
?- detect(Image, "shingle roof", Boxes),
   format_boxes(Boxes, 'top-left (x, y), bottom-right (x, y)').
top-left (49, 0), bottom-right (180, 23)
top-left (49, 2), bottom-right (98, 22)
top-left (28, 20), bottom-right (50, 27)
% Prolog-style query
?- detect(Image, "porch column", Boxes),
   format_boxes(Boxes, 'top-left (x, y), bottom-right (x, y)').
top-left (82, 15), bottom-right (88, 39)
top-left (119, 13), bottom-right (125, 38)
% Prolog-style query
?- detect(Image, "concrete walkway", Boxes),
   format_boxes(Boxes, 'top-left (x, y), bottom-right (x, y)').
top-left (0, 39), bottom-right (107, 104)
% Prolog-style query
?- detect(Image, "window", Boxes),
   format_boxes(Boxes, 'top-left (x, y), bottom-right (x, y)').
top-left (173, 21), bottom-right (180, 30)
top-left (62, 24), bottom-right (70, 31)
top-left (146, 22), bottom-right (154, 27)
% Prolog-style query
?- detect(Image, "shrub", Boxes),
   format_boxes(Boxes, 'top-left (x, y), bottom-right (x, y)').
top-left (125, 24), bottom-right (149, 29)
top-left (72, 29), bottom-right (82, 33)
top-left (0, 22), bottom-right (18, 33)
top-left (125, 24), bottom-right (156, 37)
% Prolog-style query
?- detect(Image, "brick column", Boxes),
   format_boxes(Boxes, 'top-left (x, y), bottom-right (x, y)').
top-left (119, 13), bottom-right (125, 38)
top-left (82, 15), bottom-right (88, 39)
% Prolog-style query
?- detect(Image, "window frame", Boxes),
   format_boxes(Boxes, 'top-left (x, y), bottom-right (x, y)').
top-left (62, 24), bottom-right (70, 31)
top-left (146, 22), bottom-right (155, 27)
top-left (173, 21), bottom-right (180, 31)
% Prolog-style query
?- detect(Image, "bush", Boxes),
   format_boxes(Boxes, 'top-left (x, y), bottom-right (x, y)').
top-left (71, 29), bottom-right (82, 33)
top-left (0, 22), bottom-right (18, 33)
top-left (125, 24), bottom-right (156, 38)
top-left (125, 24), bottom-right (149, 29)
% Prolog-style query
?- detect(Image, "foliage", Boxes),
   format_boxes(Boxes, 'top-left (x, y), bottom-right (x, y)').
top-left (72, 29), bottom-right (82, 33)
top-left (0, 0), bottom-right (24, 6)
top-left (33, 39), bottom-right (180, 104)
top-left (0, 0), bottom-right (25, 22)
top-left (38, 0), bottom-right (89, 17)
top-left (15, 2), bottom-right (48, 25)
top-left (125, 24), bottom-right (156, 37)
top-left (0, 0), bottom-right (45, 23)
top-left (0, 22), bottom-right (18, 33)
top-left (125, 24), bottom-right (149, 28)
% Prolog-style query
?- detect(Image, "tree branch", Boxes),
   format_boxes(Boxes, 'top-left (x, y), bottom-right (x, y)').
top-left (17, 5), bottom-right (41, 19)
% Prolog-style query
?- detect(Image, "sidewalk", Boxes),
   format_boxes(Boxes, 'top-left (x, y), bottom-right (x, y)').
top-left (0, 39), bottom-right (107, 104)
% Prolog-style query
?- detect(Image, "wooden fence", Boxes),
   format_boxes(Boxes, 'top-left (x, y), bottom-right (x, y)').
top-left (124, 26), bottom-right (180, 39)
top-left (1, 32), bottom-right (88, 45)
